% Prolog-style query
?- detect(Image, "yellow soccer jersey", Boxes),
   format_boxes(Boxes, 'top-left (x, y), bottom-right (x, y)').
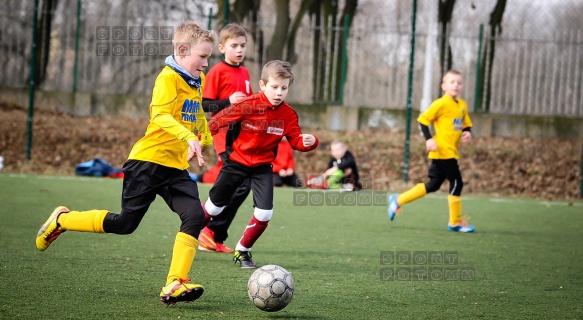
top-left (417, 94), bottom-right (472, 160)
top-left (128, 66), bottom-right (213, 170)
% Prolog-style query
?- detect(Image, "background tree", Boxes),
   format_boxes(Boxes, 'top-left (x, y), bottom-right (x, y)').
top-left (215, 0), bottom-right (358, 103)
top-left (437, 0), bottom-right (455, 96)
top-left (34, 0), bottom-right (58, 86)
top-left (477, 0), bottom-right (507, 112)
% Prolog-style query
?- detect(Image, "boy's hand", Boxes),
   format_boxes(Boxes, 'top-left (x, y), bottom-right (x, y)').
top-left (300, 134), bottom-right (316, 147)
top-left (461, 131), bottom-right (472, 144)
top-left (426, 138), bottom-right (438, 152)
top-left (229, 91), bottom-right (246, 104)
top-left (324, 167), bottom-right (337, 177)
top-left (187, 139), bottom-right (205, 166)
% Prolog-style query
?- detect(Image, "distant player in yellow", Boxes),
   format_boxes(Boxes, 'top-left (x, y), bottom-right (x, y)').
top-left (388, 69), bottom-right (475, 233)
top-left (35, 22), bottom-right (216, 304)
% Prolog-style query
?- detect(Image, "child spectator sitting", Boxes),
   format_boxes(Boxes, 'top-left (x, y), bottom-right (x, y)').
top-left (307, 140), bottom-right (362, 191)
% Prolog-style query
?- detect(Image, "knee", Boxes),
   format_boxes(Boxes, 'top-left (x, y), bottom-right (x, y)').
top-left (254, 208), bottom-right (273, 222)
top-left (425, 179), bottom-right (442, 193)
top-left (113, 216), bottom-right (141, 235)
top-left (451, 179), bottom-right (464, 196)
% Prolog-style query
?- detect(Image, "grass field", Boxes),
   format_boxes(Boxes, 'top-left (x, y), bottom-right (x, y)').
top-left (1, 174), bottom-right (582, 319)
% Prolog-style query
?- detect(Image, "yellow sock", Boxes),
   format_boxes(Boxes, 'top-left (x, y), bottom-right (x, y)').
top-left (448, 195), bottom-right (461, 225)
top-left (166, 232), bottom-right (198, 285)
top-left (58, 210), bottom-right (108, 233)
top-left (397, 183), bottom-right (427, 206)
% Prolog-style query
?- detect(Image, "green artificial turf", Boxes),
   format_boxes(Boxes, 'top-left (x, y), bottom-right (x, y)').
top-left (0, 174), bottom-right (581, 319)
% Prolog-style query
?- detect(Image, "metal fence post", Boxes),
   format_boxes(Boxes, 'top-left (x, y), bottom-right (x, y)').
top-left (207, 7), bottom-right (213, 30)
top-left (403, 0), bottom-right (417, 183)
top-left (473, 24), bottom-right (484, 113)
top-left (580, 138), bottom-right (583, 198)
top-left (223, 0), bottom-right (229, 27)
top-left (339, 15), bottom-right (350, 105)
top-left (26, 0), bottom-right (40, 161)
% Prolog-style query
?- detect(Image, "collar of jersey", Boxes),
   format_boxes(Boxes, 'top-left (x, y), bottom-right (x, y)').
top-left (164, 55), bottom-right (201, 88)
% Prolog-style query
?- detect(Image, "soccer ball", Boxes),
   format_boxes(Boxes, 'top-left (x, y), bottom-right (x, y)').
top-left (247, 264), bottom-right (295, 312)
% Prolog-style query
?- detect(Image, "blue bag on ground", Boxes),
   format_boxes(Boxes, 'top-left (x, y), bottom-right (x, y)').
top-left (75, 158), bottom-right (122, 177)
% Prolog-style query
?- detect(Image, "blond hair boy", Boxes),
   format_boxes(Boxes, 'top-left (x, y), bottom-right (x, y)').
top-left (35, 22), bottom-right (217, 304)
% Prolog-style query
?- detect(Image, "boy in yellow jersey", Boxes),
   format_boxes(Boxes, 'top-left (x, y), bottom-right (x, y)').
top-left (388, 70), bottom-right (475, 233)
top-left (35, 22), bottom-right (216, 304)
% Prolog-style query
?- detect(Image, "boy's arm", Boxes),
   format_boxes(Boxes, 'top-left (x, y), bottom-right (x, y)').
top-left (286, 131), bottom-right (319, 152)
top-left (202, 98), bottom-right (231, 113)
top-left (419, 123), bottom-right (432, 140)
top-left (208, 104), bottom-right (243, 135)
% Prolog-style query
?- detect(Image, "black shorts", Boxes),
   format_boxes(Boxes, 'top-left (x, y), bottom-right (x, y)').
top-left (209, 156), bottom-right (273, 210)
top-left (102, 160), bottom-right (203, 236)
top-left (121, 160), bottom-right (200, 214)
top-left (427, 159), bottom-right (463, 196)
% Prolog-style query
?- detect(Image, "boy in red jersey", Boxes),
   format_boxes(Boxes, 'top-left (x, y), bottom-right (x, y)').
top-left (204, 60), bottom-right (319, 268)
top-left (35, 22), bottom-right (215, 304)
top-left (388, 70), bottom-right (475, 233)
top-left (198, 23), bottom-right (254, 253)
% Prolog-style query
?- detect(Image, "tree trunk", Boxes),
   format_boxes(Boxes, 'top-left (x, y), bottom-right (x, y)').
top-left (266, 0), bottom-right (290, 62)
top-left (332, 0), bottom-right (357, 103)
top-left (438, 0), bottom-right (455, 96)
top-left (286, 0), bottom-right (318, 64)
top-left (311, 4), bottom-right (324, 102)
top-left (34, 0), bottom-right (58, 86)
top-left (325, 0), bottom-right (339, 102)
top-left (479, 0), bottom-right (507, 112)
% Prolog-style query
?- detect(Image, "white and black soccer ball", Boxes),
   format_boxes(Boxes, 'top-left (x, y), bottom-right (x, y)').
top-left (247, 264), bottom-right (295, 312)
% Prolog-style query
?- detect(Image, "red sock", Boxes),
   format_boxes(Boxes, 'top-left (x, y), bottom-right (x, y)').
top-left (239, 216), bottom-right (269, 249)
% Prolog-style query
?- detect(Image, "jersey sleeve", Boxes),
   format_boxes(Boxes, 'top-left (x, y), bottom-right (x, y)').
top-left (208, 102), bottom-right (244, 135)
top-left (151, 75), bottom-right (197, 142)
top-left (285, 113), bottom-right (319, 152)
top-left (418, 100), bottom-right (441, 127)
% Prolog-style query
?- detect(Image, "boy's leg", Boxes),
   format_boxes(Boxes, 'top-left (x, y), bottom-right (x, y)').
top-left (444, 159), bottom-right (463, 226)
top-left (273, 173), bottom-right (284, 187)
top-left (205, 157), bottom-right (249, 217)
top-left (35, 160), bottom-right (156, 251)
top-left (233, 165), bottom-right (273, 268)
top-left (160, 174), bottom-right (206, 304)
top-left (285, 173), bottom-right (302, 187)
top-left (203, 178), bottom-right (251, 251)
top-left (442, 159), bottom-right (474, 232)
top-left (397, 183), bottom-right (428, 205)
top-left (388, 161), bottom-right (444, 221)
top-left (326, 169), bottom-right (344, 189)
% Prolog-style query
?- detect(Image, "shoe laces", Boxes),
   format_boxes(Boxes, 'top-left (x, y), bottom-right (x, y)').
top-left (459, 215), bottom-right (471, 227)
top-left (177, 278), bottom-right (192, 293)
top-left (234, 251), bottom-right (252, 263)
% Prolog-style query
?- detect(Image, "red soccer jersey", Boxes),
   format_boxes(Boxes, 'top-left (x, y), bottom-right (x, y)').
top-left (272, 140), bottom-right (295, 173)
top-left (208, 92), bottom-right (319, 167)
top-left (203, 61), bottom-right (253, 154)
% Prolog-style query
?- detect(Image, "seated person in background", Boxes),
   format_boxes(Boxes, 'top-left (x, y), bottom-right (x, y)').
top-left (307, 140), bottom-right (362, 191)
top-left (273, 138), bottom-right (302, 187)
